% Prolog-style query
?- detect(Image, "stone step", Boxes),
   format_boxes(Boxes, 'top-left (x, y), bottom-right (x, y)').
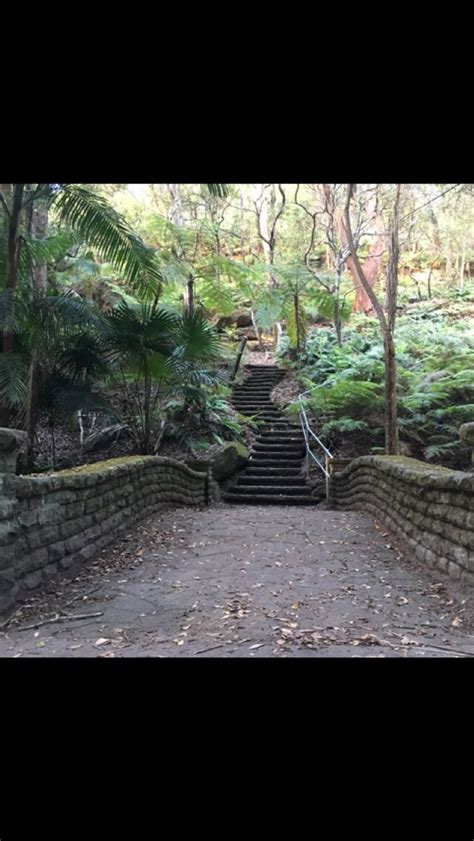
top-left (234, 404), bottom-right (276, 410)
top-left (235, 408), bottom-right (282, 415)
top-left (237, 476), bottom-right (307, 487)
top-left (246, 466), bottom-right (302, 476)
top-left (233, 393), bottom-right (275, 399)
top-left (235, 412), bottom-right (279, 417)
top-left (251, 444), bottom-right (303, 452)
top-left (250, 451), bottom-right (302, 459)
top-left (245, 376), bottom-right (282, 382)
top-left (231, 484), bottom-right (311, 496)
top-left (259, 424), bottom-right (301, 431)
top-left (255, 441), bottom-right (304, 448)
top-left (232, 400), bottom-right (276, 406)
top-left (255, 435), bottom-right (304, 444)
top-left (250, 412), bottom-right (284, 419)
top-left (232, 389), bottom-right (274, 395)
top-left (223, 493), bottom-right (316, 506)
top-left (249, 458), bottom-right (303, 468)
top-left (245, 371), bottom-right (283, 376)
top-left (234, 408), bottom-right (278, 414)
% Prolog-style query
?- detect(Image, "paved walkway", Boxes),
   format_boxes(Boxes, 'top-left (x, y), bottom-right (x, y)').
top-left (1, 504), bottom-right (473, 657)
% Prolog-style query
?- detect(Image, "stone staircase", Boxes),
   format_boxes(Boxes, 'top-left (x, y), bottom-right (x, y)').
top-left (223, 364), bottom-right (315, 505)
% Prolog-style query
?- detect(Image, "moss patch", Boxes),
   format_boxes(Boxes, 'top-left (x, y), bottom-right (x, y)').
top-left (378, 456), bottom-right (456, 474)
top-left (45, 456), bottom-right (155, 477)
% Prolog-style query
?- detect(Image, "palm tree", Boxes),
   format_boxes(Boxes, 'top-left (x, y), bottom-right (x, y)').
top-left (101, 302), bottom-right (222, 454)
top-left (0, 183), bottom-right (165, 430)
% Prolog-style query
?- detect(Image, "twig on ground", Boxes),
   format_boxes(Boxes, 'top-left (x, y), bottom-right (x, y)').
top-left (17, 612), bottom-right (104, 632)
top-left (0, 609), bottom-right (23, 631)
top-left (64, 586), bottom-right (102, 609)
top-left (193, 643), bottom-right (226, 655)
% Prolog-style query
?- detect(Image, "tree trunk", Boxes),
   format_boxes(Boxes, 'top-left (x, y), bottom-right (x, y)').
top-left (334, 297), bottom-right (342, 346)
top-left (183, 275), bottom-right (194, 316)
top-left (383, 330), bottom-right (399, 455)
top-left (250, 309), bottom-right (264, 351)
top-left (344, 183), bottom-right (400, 455)
top-left (4, 184), bottom-right (25, 352)
top-left (32, 204), bottom-right (48, 293)
top-left (25, 349), bottom-right (38, 468)
top-left (1, 185), bottom-right (25, 426)
top-left (333, 185), bottom-right (384, 313)
top-left (168, 184), bottom-right (183, 228)
top-left (294, 292), bottom-right (301, 353)
top-left (253, 184), bottom-right (276, 289)
top-left (459, 238), bottom-right (466, 291)
top-left (143, 360), bottom-right (152, 455)
top-left (230, 337), bottom-right (248, 382)
top-left (24, 202), bottom-right (49, 465)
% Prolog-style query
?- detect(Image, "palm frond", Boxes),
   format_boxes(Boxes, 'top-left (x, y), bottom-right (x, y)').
top-left (172, 311), bottom-right (222, 361)
top-left (0, 353), bottom-right (28, 408)
top-left (204, 184), bottom-right (229, 198)
top-left (52, 185), bottom-right (163, 299)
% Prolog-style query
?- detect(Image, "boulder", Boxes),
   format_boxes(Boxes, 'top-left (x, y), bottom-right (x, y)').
top-left (207, 442), bottom-right (249, 481)
top-left (83, 424), bottom-right (131, 453)
top-left (215, 309), bottom-right (253, 332)
top-left (459, 423), bottom-right (474, 446)
top-left (0, 428), bottom-right (27, 474)
top-left (459, 423), bottom-right (474, 467)
top-left (419, 371), bottom-right (450, 388)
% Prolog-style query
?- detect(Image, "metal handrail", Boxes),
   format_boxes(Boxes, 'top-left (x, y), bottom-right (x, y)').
top-left (296, 388), bottom-right (333, 482)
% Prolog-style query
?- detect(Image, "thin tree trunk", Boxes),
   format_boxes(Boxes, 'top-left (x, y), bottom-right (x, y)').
top-left (25, 202), bottom-right (49, 465)
top-left (334, 298), bottom-right (342, 346)
top-left (240, 187), bottom-right (246, 265)
top-left (230, 337), bottom-right (248, 382)
top-left (143, 359), bottom-right (152, 455)
top-left (183, 275), bottom-right (194, 316)
top-left (50, 418), bottom-right (56, 470)
top-left (4, 184), bottom-right (25, 353)
top-left (334, 185), bottom-right (384, 313)
top-left (384, 330), bottom-right (399, 454)
top-left (250, 309), bottom-right (264, 351)
top-left (32, 204), bottom-right (48, 293)
top-left (294, 293), bottom-right (301, 353)
top-left (1, 185), bottom-right (25, 427)
top-left (459, 239), bottom-right (466, 291)
top-left (344, 184), bottom-right (400, 455)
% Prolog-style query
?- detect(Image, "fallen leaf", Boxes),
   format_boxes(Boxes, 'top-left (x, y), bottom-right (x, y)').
top-left (291, 602), bottom-right (300, 610)
top-left (95, 637), bottom-right (111, 646)
top-left (451, 617), bottom-right (462, 628)
top-left (249, 643), bottom-right (265, 650)
top-left (398, 597), bottom-right (409, 605)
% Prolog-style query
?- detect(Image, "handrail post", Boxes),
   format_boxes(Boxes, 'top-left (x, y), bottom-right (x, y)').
top-left (230, 336), bottom-right (248, 384)
top-left (297, 390), bottom-right (333, 494)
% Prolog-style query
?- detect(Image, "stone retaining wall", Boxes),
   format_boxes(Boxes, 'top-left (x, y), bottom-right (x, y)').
top-left (329, 455), bottom-right (474, 585)
top-left (0, 456), bottom-right (208, 614)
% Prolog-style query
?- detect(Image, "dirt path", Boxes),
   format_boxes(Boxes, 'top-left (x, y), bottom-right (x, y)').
top-left (1, 503), bottom-right (473, 657)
